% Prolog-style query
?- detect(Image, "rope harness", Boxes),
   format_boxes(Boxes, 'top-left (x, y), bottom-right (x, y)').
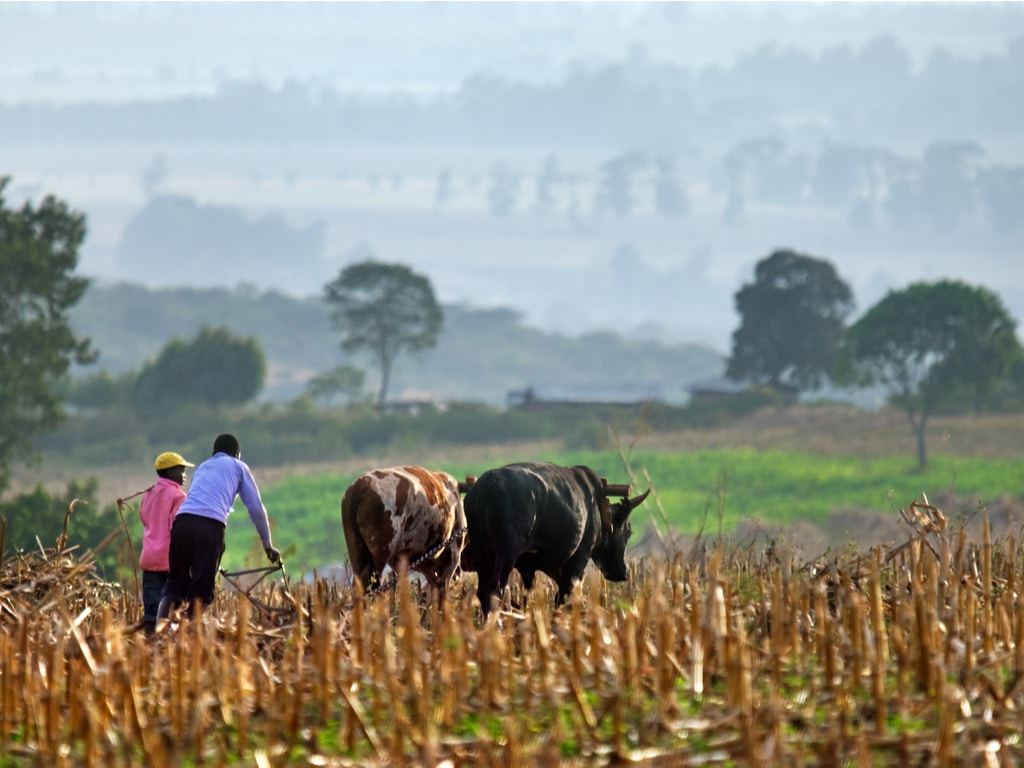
top-left (362, 526), bottom-right (467, 598)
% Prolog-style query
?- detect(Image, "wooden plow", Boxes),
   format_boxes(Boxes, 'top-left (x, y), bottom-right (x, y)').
top-left (218, 561), bottom-right (298, 621)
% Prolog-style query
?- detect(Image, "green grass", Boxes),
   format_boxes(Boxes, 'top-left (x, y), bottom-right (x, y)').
top-left (607, 449), bottom-right (1024, 528)
top-left (221, 449), bottom-right (1024, 572)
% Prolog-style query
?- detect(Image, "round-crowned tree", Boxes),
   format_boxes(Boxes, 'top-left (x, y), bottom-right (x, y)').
top-left (323, 259), bottom-right (443, 408)
top-left (840, 279), bottom-right (1024, 470)
top-left (131, 326), bottom-right (266, 409)
top-left (727, 249), bottom-right (855, 392)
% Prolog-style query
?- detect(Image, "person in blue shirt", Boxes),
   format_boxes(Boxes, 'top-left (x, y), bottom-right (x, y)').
top-left (156, 433), bottom-right (280, 623)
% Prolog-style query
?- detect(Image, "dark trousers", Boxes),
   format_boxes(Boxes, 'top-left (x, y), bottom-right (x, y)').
top-left (159, 513), bottom-right (226, 618)
top-left (142, 570), bottom-right (168, 628)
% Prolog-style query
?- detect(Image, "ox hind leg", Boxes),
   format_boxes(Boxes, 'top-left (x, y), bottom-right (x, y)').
top-left (342, 490), bottom-right (370, 593)
top-left (349, 534), bottom-right (381, 594)
top-left (341, 515), bottom-right (380, 594)
top-left (513, 557), bottom-right (556, 611)
top-left (341, 486), bottom-right (388, 594)
top-left (473, 523), bottom-right (517, 617)
top-left (478, 555), bottom-right (516, 619)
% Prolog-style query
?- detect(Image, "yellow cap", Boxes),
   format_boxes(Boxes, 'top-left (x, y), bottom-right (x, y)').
top-left (154, 451), bottom-right (195, 471)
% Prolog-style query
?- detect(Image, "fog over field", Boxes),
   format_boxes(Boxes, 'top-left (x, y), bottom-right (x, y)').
top-left (3, 1), bottom-right (1023, 355)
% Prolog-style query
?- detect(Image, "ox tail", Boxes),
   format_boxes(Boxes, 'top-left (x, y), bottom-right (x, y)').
top-left (341, 482), bottom-right (375, 592)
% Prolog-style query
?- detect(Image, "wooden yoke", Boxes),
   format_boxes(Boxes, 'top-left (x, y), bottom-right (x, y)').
top-left (457, 474), bottom-right (629, 496)
top-left (600, 477), bottom-right (631, 535)
top-left (602, 478), bottom-right (631, 497)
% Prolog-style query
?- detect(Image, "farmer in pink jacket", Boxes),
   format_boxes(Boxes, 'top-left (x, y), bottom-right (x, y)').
top-left (139, 451), bottom-right (194, 635)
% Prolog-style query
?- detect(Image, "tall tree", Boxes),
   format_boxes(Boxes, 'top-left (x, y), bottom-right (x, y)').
top-left (0, 177), bottom-right (95, 494)
top-left (840, 280), bottom-right (1023, 471)
top-left (433, 169), bottom-right (455, 214)
top-left (323, 260), bottom-right (443, 407)
top-left (139, 152), bottom-right (170, 199)
top-left (652, 156), bottom-right (689, 218)
top-left (918, 141), bottom-right (984, 234)
top-left (722, 137), bottom-right (786, 216)
top-left (131, 326), bottom-right (266, 409)
top-left (812, 144), bottom-right (864, 208)
top-left (487, 161), bottom-right (519, 218)
top-left (533, 154), bottom-right (561, 217)
top-left (727, 249), bottom-right (854, 391)
top-left (979, 165), bottom-right (1024, 236)
top-left (595, 151), bottom-right (648, 217)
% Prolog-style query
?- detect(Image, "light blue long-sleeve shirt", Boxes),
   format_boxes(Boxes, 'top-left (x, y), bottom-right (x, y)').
top-left (176, 451), bottom-right (273, 548)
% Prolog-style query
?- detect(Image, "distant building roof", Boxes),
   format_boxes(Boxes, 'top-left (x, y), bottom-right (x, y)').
top-left (507, 385), bottom-right (666, 408)
top-left (686, 377), bottom-right (748, 395)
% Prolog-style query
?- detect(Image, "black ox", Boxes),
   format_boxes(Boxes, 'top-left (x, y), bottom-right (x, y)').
top-left (463, 461), bottom-right (649, 616)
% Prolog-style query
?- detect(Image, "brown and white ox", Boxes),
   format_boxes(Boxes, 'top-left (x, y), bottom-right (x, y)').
top-left (341, 466), bottom-right (468, 596)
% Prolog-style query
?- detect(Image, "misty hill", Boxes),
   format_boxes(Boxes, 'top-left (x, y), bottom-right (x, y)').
top-left (69, 283), bottom-right (724, 406)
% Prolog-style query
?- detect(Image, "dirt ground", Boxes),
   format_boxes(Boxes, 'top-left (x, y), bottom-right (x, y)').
top-left (640, 403), bottom-right (1024, 459)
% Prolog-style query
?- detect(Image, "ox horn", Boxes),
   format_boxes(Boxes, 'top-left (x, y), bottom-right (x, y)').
top-left (613, 488), bottom-right (651, 526)
top-left (626, 489), bottom-right (651, 510)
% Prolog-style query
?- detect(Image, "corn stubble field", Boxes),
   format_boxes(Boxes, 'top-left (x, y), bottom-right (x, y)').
top-left (1, 494), bottom-right (1023, 767)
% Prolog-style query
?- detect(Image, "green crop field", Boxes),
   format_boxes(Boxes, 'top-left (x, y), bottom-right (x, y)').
top-left (223, 447), bottom-right (1024, 573)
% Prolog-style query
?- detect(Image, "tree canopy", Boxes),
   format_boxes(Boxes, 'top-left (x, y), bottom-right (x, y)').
top-left (130, 325), bottom-right (266, 409)
top-left (726, 249), bottom-right (855, 391)
top-left (323, 260), bottom-right (443, 407)
top-left (304, 364), bottom-right (367, 408)
top-left (0, 177), bottom-right (95, 494)
top-left (840, 279), bottom-right (1024, 470)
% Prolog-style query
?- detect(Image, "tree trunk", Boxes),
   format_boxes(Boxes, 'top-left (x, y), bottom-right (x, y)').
top-left (377, 366), bottom-right (390, 409)
top-left (899, 402), bottom-right (929, 472)
top-left (912, 412), bottom-right (929, 472)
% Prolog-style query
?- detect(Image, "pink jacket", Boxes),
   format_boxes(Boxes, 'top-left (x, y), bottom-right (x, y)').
top-left (138, 477), bottom-right (187, 572)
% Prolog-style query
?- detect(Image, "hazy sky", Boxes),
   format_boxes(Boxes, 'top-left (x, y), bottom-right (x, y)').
top-left (4, 1), bottom-right (1023, 354)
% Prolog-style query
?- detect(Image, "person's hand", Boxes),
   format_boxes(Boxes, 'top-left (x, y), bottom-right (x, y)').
top-left (265, 545), bottom-right (281, 564)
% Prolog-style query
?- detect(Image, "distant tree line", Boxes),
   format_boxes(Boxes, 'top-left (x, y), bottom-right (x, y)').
top-left (720, 138), bottom-right (1023, 238)
top-left (474, 141), bottom-right (1023, 237)
top-left (114, 141), bottom-right (1021, 276)
top-left (1, 34), bottom-right (1019, 149)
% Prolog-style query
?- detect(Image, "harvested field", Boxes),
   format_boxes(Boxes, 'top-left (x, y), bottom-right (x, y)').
top-left (1, 495), bottom-right (1022, 766)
